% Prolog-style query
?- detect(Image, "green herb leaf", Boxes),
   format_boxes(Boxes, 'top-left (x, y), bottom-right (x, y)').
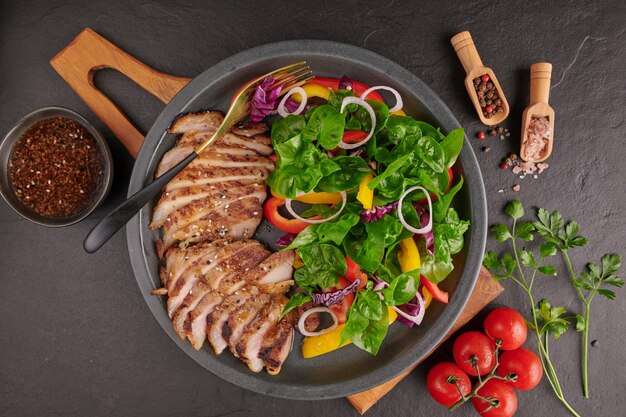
top-left (295, 243), bottom-right (346, 290)
top-left (505, 200), bottom-right (524, 220)
top-left (281, 292), bottom-right (312, 319)
top-left (483, 251), bottom-right (501, 271)
top-left (341, 291), bottom-right (390, 355)
top-left (575, 314), bottom-right (586, 332)
top-left (604, 275), bottom-right (625, 288)
top-left (597, 288), bottom-right (616, 300)
top-left (516, 222), bottom-right (535, 241)
top-left (420, 252), bottom-right (454, 283)
top-left (271, 115), bottom-right (306, 144)
top-left (358, 290), bottom-right (384, 320)
top-left (380, 272), bottom-right (420, 306)
top-left (538, 265), bottom-right (557, 276)
top-left (520, 249), bottom-right (536, 268)
top-left (284, 225), bottom-right (319, 249)
top-left (502, 253), bottom-right (516, 275)
top-left (302, 105), bottom-right (346, 150)
top-left (439, 128), bottom-right (464, 169)
top-left (316, 213), bottom-right (360, 246)
top-left (535, 299), bottom-right (569, 339)
top-left (317, 156), bottom-right (370, 193)
top-left (491, 224), bottom-right (512, 242)
top-left (601, 254), bottom-right (622, 276)
top-left (540, 242), bottom-right (558, 257)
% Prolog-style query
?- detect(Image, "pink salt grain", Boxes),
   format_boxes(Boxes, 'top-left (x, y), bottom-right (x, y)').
top-left (523, 116), bottom-right (551, 161)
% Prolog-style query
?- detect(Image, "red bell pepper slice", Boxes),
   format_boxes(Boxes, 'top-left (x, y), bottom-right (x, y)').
top-left (308, 77), bottom-right (385, 102)
top-left (420, 274), bottom-right (449, 304)
top-left (342, 130), bottom-right (369, 144)
top-left (345, 255), bottom-right (367, 290)
top-left (263, 196), bottom-right (320, 234)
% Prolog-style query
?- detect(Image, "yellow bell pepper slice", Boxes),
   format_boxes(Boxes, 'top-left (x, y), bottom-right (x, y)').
top-left (293, 253), bottom-right (304, 269)
top-left (271, 189), bottom-right (342, 205)
top-left (302, 307), bottom-right (398, 358)
top-left (291, 83), bottom-right (331, 103)
top-left (423, 288), bottom-right (432, 309)
top-left (391, 109), bottom-right (407, 116)
top-left (356, 174), bottom-right (374, 209)
top-left (397, 237), bottom-right (431, 308)
top-left (398, 237), bottom-right (421, 272)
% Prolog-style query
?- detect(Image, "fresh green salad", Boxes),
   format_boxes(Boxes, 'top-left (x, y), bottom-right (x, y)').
top-left (253, 75), bottom-right (469, 356)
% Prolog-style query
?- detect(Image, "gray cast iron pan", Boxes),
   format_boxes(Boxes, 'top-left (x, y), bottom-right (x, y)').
top-left (127, 40), bottom-right (487, 400)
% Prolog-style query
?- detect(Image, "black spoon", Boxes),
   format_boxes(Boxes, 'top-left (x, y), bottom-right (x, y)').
top-left (83, 152), bottom-right (197, 253)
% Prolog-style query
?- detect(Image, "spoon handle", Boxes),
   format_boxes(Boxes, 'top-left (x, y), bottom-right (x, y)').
top-left (83, 151), bottom-right (198, 253)
top-left (530, 62), bottom-right (553, 104)
top-left (451, 31), bottom-right (483, 74)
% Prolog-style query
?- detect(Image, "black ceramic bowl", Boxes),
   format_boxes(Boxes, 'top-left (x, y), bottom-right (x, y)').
top-left (127, 40), bottom-right (487, 399)
top-left (0, 107), bottom-right (113, 227)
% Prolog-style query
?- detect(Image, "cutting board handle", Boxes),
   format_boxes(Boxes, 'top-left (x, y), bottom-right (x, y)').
top-left (50, 28), bottom-right (191, 158)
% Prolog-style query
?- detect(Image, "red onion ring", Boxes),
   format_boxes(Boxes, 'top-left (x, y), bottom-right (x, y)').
top-left (277, 86), bottom-right (307, 117)
top-left (397, 186), bottom-right (433, 234)
top-left (360, 85), bottom-right (403, 113)
top-left (285, 191), bottom-right (347, 224)
top-left (338, 97), bottom-right (376, 149)
top-left (298, 307), bottom-right (338, 337)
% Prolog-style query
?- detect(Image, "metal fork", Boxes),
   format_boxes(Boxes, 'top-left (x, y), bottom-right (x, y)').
top-left (83, 62), bottom-right (313, 253)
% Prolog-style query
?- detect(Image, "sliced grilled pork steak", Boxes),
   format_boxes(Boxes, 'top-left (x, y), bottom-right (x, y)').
top-left (151, 111), bottom-right (296, 374)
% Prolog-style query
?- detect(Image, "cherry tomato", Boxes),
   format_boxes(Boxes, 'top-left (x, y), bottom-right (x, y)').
top-left (471, 379), bottom-right (518, 417)
top-left (327, 277), bottom-right (355, 325)
top-left (426, 362), bottom-right (472, 407)
top-left (484, 307), bottom-right (528, 351)
top-left (345, 255), bottom-right (367, 290)
top-left (452, 331), bottom-right (496, 376)
top-left (497, 348), bottom-right (543, 390)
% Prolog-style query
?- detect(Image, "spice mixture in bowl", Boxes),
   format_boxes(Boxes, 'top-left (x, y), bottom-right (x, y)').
top-left (0, 107), bottom-right (113, 226)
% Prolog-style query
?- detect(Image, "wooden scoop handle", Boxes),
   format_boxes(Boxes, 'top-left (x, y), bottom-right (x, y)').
top-left (451, 31), bottom-right (484, 74)
top-left (530, 62), bottom-right (552, 105)
top-left (50, 28), bottom-right (191, 158)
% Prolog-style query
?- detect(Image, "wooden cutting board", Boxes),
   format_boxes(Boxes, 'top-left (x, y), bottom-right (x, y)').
top-left (50, 28), bottom-right (503, 414)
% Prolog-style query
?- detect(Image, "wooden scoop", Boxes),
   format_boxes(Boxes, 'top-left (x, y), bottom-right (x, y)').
top-left (520, 62), bottom-right (554, 162)
top-left (451, 31), bottom-right (509, 126)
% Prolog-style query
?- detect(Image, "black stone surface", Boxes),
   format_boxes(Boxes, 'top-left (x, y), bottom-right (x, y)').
top-left (1, 1), bottom-right (624, 416)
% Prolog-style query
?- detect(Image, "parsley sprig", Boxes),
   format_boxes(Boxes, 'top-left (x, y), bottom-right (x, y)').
top-left (483, 201), bottom-right (580, 416)
top-left (484, 201), bottom-right (623, 416)
top-left (532, 207), bottom-right (623, 398)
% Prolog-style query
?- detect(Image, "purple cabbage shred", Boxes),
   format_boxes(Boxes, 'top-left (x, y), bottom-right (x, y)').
top-left (283, 97), bottom-right (317, 114)
top-left (338, 74), bottom-right (354, 91)
top-left (360, 202), bottom-right (398, 223)
top-left (413, 203), bottom-right (434, 255)
top-left (395, 297), bottom-right (423, 328)
top-left (250, 76), bottom-right (281, 122)
top-left (311, 279), bottom-right (360, 306)
top-left (275, 233), bottom-right (296, 247)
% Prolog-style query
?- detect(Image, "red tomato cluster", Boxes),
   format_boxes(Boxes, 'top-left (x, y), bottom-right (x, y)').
top-left (426, 307), bottom-right (542, 417)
